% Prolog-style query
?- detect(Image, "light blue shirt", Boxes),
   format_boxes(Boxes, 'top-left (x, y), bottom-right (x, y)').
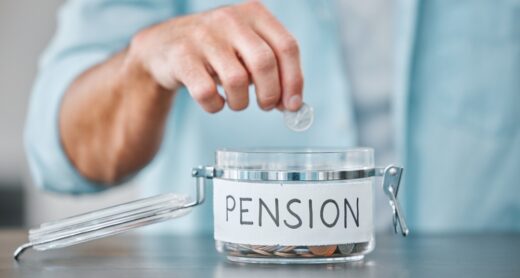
top-left (25, 0), bottom-right (520, 234)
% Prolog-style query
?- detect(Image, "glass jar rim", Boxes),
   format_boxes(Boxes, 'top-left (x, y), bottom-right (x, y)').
top-left (215, 147), bottom-right (374, 171)
top-left (217, 147), bottom-right (373, 154)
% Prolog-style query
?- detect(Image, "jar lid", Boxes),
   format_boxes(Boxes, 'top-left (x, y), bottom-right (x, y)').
top-left (13, 193), bottom-right (194, 259)
top-left (216, 148), bottom-right (374, 171)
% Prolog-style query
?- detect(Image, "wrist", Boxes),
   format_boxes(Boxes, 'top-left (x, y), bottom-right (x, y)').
top-left (119, 46), bottom-right (169, 95)
top-left (126, 27), bottom-right (183, 93)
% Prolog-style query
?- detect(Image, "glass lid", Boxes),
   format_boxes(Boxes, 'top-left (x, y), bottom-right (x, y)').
top-left (14, 193), bottom-right (193, 259)
top-left (14, 166), bottom-right (215, 260)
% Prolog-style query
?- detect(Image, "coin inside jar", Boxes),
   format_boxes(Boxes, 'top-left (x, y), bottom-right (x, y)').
top-left (308, 245), bottom-right (337, 257)
top-left (354, 242), bottom-right (370, 253)
top-left (283, 102), bottom-right (314, 132)
top-left (338, 243), bottom-right (355, 255)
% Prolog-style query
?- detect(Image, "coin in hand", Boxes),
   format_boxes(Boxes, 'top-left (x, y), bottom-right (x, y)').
top-left (283, 103), bottom-right (314, 132)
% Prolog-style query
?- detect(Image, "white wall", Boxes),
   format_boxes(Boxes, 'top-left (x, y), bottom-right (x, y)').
top-left (0, 0), bottom-right (138, 227)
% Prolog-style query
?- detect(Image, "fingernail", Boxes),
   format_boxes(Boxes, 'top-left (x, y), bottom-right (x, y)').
top-left (264, 104), bottom-right (276, 111)
top-left (287, 95), bottom-right (302, 111)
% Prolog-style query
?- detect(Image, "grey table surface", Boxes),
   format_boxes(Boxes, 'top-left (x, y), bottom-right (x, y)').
top-left (1, 230), bottom-right (519, 278)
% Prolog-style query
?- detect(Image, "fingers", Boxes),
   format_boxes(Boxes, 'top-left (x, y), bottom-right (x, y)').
top-left (231, 28), bottom-right (282, 111)
top-left (203, 44), bottom-right (250, 111)
top-left (243, 2), bottom-right (304, 111)
top-left (177, 56), bottom-right (225, 113)
top-left (155, 1), bottom-right (302, 114)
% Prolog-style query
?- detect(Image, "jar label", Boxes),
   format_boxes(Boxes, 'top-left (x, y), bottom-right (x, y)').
top-left (213, 179), bottom-right (373, 245)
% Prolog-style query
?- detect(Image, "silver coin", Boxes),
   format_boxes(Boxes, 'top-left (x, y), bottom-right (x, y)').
top-left (293, 248), bottom-right (309, 254)
top-left (283, 103), bottom-right (314, 132)
top-left (276, 245), bottom-right (296, 253)
top-left (236, 244), bottom-right (252, 252)
top-left (338, 243), bottom-right (355, 255)
top-left (354, 242), bottom-right (370, 253)
top-left (274, 251), bottom-right (297, 257)
top-left (225, 244), bottom-right (239, 252)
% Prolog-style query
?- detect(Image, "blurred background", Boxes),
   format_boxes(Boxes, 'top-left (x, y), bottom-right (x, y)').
top-left (1, 0), bottom-right (391, 229)
top-left (0, 0), bottom-right (394, 229)
top-left (2, 0), bottom-right (517, 234)
top-left (0, 0), bottom-right (139, 228)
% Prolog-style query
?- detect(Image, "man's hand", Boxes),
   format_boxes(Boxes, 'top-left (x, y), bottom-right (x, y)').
top-left (59, 1), bottom-right (303, 184)
top-left (128, 0), bottom-right (304, 112)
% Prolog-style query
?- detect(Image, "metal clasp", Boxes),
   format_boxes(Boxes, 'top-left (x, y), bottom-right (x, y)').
top-left (189, 165), bottom-right (220, 207)
top-left (377, 165), bottom-right (409, 236)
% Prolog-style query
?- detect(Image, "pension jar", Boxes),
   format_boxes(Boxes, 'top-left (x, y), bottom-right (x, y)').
top-left (206, 148), bottom-right (407, 264)
top-left (14, 147), bottom-right (407, 264)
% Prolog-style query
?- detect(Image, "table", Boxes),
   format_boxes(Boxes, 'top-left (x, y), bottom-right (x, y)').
top-left (1, 230), bottom-right (519, 277)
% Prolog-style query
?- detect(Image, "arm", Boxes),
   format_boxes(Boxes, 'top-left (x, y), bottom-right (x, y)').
top-left (24, 0), bottom-right (177, 193)
top-left (59, 1), bottom-right (304, 185)
top-left (60, 50), bottom-right (173, 184)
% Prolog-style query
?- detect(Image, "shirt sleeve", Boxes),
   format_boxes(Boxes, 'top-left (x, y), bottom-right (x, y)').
top-left (24, 0), bottom-right (182, 194)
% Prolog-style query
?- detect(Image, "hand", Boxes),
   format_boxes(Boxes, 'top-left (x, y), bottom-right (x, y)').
top-left (127, 0), bottom-right (304, 113)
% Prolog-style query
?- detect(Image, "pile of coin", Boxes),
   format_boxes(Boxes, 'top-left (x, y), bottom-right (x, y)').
top-left (224, 242), bottom-right (370, 258)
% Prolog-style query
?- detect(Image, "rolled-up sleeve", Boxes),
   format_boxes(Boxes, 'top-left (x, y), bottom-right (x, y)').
top-left (24, 0), bottom-right (180, 194)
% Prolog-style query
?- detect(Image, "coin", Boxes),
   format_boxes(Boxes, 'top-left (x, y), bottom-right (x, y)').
top-left (283, 102), bottom-right (314, 132)
top-left (260, 245), bottom-right (279, 252)
top-left (299, 253), bottom-right (316, 257)
top-left (338, 243), bottom-right (355, 255)
top-left (293, 247), bottom-right (311, 255)
top-left (236, 244), bottom-right (252, 252)
top-left (308, 245), bottom-right (337, 256)
top-left (225, 245), bottom-right (239, 252)
top-left (274, 251), bottom-right (297, 257)
top-left (250, 247), bottom-right (272, 256)
top-left (354, 242), bottom-right (370, 253)
top-left (228, 251), bottom-right (243, 257)
top-left (276, 245), bottom-right (296, 252)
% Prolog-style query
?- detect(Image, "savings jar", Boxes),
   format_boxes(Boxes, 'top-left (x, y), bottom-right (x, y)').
top-left (14, 148), bottom-right (408, 264)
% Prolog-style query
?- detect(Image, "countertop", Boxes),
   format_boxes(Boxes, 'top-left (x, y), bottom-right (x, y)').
top-left (1, 230), bottom-right (519, 277)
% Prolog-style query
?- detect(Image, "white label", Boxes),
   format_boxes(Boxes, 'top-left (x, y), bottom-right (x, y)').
top-left (213, 179), bottom-right (373, 246)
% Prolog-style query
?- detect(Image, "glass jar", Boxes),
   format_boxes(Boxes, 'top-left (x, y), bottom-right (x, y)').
top-left (14, 148), bottom-right (408, 264)
top-left (212, 148), bottom-right (376, 264)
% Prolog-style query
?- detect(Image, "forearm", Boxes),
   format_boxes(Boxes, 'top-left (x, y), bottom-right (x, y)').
top-left (60, 49), bottom-right (174, 184)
